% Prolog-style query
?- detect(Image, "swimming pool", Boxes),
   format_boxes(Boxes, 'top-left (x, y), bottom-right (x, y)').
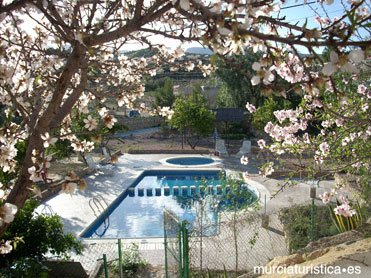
top-left (165, 157), bottom-right (215, 166)
top-left (80, 170), bottom-right (257, 239)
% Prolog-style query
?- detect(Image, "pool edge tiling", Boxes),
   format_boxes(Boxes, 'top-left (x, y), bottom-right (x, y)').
top-left (160, 155), bottom-right (222, 168)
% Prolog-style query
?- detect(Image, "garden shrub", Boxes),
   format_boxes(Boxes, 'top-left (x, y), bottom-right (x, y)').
top-left (279, 204), bottom-right (338, 253)
top-left (0, 199), bottom-right (83, 277)
top-left (221, 133), bottom-right (247, 140)
top-left (110, 243), bottom-right (146, 277)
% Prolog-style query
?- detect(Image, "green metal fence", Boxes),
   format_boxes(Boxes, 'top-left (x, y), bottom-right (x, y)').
top-left (164, 209), bottom-right (189, 278)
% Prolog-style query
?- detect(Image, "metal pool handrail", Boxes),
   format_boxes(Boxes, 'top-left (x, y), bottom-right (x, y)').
top-left (89, 194), bottom-right (110, 237)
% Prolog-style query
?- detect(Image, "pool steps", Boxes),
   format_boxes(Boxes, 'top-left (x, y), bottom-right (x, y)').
top-left (126, 184), bottom-right (239, 197)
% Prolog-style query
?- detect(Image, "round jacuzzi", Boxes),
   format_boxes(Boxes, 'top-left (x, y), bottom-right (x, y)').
top-left (165, 157), bottom-right (215, 166)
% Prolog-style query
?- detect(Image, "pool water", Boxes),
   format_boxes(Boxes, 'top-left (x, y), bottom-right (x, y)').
top-left (166, 157), bottom-right (215, 166)
top-left (81, 170), bottom-right (257, 239)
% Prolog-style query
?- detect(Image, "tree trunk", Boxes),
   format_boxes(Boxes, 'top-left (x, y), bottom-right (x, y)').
top-left (0, 45), bottom-right (85, 237)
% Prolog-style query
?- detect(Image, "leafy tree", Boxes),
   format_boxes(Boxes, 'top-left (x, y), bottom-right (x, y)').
top-left (168, 90), bottom-right (215, 149)
top-left (214, 51), bottom-right (263, 108)
top-left (0, 199), bottom-right (82, 276)
top-left (252, 96), bottom-right (292, 131)
top-left (154, 78), bottom-right (175, 108)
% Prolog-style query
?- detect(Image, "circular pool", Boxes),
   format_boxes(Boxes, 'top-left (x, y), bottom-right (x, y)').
top-left (165, 157), bottom-right (215, 166)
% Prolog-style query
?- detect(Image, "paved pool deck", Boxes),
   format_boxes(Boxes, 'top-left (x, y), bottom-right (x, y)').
top-left (38, 153), bottom-right (340, 275)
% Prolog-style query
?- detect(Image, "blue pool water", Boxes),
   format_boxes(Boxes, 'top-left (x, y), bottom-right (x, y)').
top-left (81, 170), bottom-right (257, 239)
top-left (166, 157), bottom-right (215, 166)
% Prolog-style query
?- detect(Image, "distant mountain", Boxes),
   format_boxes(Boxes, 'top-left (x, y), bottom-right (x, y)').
top-left (124, 48), bottom-right (157, 58)
top-left (186, 47), bottom-right (213, 55)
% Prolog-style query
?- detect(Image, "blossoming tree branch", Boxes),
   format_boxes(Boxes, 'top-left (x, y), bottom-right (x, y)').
top-left (0, 0), bottom-right (370, 250)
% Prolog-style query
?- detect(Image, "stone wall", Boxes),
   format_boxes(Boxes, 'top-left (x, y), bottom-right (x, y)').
top-left (115, 116), bottom-right (165, 131)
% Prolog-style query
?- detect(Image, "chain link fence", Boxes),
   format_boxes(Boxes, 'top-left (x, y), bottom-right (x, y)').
top-left (187, 210), bottom-right (288, 276)
top-left (164, 209), bottom-right (182, 277)
top-left (68, 240), bottom-right (118, 275)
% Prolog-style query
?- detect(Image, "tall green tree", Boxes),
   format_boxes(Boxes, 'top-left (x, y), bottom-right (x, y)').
top-left (154, 78), bottom-right (176, 108)
top-left (214, 51), bottom-right (263, 108)
top-left (168, 90), bottom-right (215, 149)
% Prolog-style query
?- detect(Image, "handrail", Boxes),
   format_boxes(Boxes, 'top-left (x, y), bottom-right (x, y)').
top-left (89, 194), bottom-right (110, 237)
top-left (40, 204), bottom-right (55, 215)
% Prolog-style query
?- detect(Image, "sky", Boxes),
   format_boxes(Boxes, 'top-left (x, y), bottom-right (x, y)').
top-left (279, 1), bottom-right (347, 28)
top-left (18, 1), bottom-right (366, 53)
top-left (123, 1), bottom-right (362, 52)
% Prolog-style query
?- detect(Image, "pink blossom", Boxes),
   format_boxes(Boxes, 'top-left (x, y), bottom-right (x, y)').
top-left (321, 120), bottom-right (331, 128)
top-left (334, 204), bottom-right (356, 217)
top-left (0, 203), bottom-right (18, 225)
top-left (264, 122), bottom-right (274, 134)
top-left (83, 115), bottom-right (97, 131)
top-left (257, 139), bottom-right (266, 149)
top-left (362, 103), bottom-right (369, 112)
top-left (313, 99), bottom-right (323, 108)
top-left (335, 118), bottom-right (344, 127)
top-left (342, 137), bottom-right (350, 146)
top-left (40, 132), bottom-right (57, 148)
top-left (240, 155), bottom-right (249, 165)
top-left (0, 240), bottom-right (13, 254)
top-left (339, 195), bottom-right (350, 205)
top-left (319, 192), bottom-right (330, 204)
top-left (357, 85), bottom-right (367, 95)
top-left (28, 166), bottom-right (42, 182)
top-left (330, 188), bottom-right (337, 196)
top-left (259, 162), bottom-right (274, 177)
top-left (245, 102), bottom-right (256, 113)
top-left (319, 142), bottom-right (330, 156)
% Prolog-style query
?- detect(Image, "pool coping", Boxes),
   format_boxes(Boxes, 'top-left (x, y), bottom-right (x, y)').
top-left (79, 167), bottom-right (262, 241)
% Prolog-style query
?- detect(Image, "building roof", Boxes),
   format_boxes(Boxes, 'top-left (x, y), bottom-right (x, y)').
top-left (212, 108), bottom-right (246, 122)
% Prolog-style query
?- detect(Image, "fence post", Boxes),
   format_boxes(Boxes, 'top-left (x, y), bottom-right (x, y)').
top-left (182, 221), bottom-right (189, 278)
top-left (103, 254), bottom-right (108, 278)
top-left (118, 239), bottom-right (123, 278)
top-left (310, 186), bottom-right (316, 242)
top-left (178, 222), bottom-right (183, 277)
top-left (164, 213), bottom-right (168, 278)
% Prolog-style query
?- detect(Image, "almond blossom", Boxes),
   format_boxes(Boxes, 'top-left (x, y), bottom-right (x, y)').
top-left (0, 203), bottom-right (18, 226)
top-left (245, 102), bottom-right (256, 113)
top-left (83, 115), bottom-right (98, 131)
top-left (60, 183), bottom-right (76, 195)
top-left (27, 186), bottom-right (42, 198)
top-left (0, 240), bottom-right (13, 254)
top-left (28, 166), bottom-right (42, 182)
top-left (257, 139), bottom-right (266, 149)
top-left (334, 204), bottom-right (356, 217)
top-left (319, 192), bottom-right (331, 204)
top-left (259, 162), bottom-right (274, 177)
top-left (40, 133), bottom-right (57, 148)
top-left (251, 62), bottom-right (275, 86)
top-left (102, 114), bottom-right (117, 129)
top-left (322, 50), bottom-right (364, 76)
top-left (240, 156), bottom-right (249, 165)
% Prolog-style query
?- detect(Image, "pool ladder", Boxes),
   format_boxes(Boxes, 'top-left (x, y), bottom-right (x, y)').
top-left (89, 194), bottom-right (110, 236)
top-left (40, 204), bottom-right (55, 215)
